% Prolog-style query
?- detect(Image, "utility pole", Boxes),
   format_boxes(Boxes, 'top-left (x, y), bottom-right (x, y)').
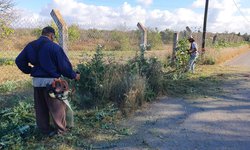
top-left (202, 0), bottom-right (209, 52)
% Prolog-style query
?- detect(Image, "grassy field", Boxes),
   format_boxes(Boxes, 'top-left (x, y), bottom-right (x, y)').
top-left (0, 43), bottom-right (248, 94)
top-left (0, 46), bottom-right (173, 84)
top-left (1, 43), bottom-right (249, 84)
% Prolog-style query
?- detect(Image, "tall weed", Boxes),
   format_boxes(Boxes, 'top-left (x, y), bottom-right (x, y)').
top-left (76, 44), bottom-right (163, 115)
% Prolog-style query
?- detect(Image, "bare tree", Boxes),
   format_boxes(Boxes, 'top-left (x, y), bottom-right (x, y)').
top-left (0, 0), bottom-right (14, 19)
top-left (0, 0), bottom-right (15, 38)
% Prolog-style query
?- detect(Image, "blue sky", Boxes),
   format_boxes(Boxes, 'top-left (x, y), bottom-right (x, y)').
top-left (14, 0), bottom-right (250, 33)
top-left (16, 0), bottom-right (198, 12)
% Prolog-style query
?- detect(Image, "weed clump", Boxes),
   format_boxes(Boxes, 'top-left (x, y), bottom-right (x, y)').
top-left (76, 45), bottom-right (164, 116)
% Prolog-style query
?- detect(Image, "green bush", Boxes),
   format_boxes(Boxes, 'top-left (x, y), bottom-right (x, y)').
top-left (0, 58), bottom-right (15, 66)
top-left (200, 56), bottom-right (215, 65)
top-left (76, 45), bottom-right (163, 114)
top-left (0, 101), bottom-right (35, 149)
top-left (214, 39), bottom-right (229, 48)
top-left (147, 28), bottom-right (164, 50)
top-left (160, 29), bottom-right (175, 44)
top-left (68, 24), bottom-right (81, 42)
top-left (175, 38), bottom-right (190, 70)
top-left (31, 28), bottom-right (42, 38)
top-left (76, 45), bottom-right (106, 107)
top-left (110, 31), bottom-right (131, 51)
top-left (0, 20), bottom-right (14, 38)
top-left (126, 54), bottom-right (163, 95)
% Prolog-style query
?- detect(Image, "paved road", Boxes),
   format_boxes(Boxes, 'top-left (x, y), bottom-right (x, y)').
top-left (224, 50), bottom-right (250, 66)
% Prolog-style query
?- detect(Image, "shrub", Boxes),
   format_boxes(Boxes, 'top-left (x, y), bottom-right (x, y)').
top-left (76, 44), bottom-right (163, 115)
top-left (0, 58), bottom-right (15, 66)
top-left (31, 28), bottom-right (42, 38)
top-left (120, 75), bottom-right (146, 116)
top-left (0, 20), bottom-right (14, 38)
top-left (175, 38), bottom-right (190, 70)
top-left (110, 30), bottom-right (131, 51)
top-left (144, 57), bottom-right (163, 94)
top-left (0, 101), bottom-right (35, 149)
top-left (76, 45), bottom-right (106, 107)
top-left (68, 24), bottom-right (81, 42)
top-left (147, 28), bottom-right (164, 50)
top-left (200, 55), bottom-right (215, 65)
top-left (127, 54), bottom-right (163, 95)
top-left (160, 29), bottom-right (175, 44)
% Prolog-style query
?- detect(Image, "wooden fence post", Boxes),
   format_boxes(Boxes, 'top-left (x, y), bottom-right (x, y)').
top-left (50, 9), bottom-right (68, 54)
top-left (172, 32), bottom-right (179, 63)
top-left (137, 22), bottom-right (147, 50)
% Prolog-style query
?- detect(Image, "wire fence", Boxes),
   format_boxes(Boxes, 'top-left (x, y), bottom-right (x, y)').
top-left (0, 9), bottom-right (245, 87)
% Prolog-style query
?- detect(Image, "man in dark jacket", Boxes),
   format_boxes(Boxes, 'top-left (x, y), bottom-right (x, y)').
top-left (15, 26), bottom-right (80, 135)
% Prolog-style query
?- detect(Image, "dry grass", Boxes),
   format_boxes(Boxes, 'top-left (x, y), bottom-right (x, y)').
top-left (0, 44), bottom-right (247, 85)
top-left (0, 65), bottom-right (30, 84)
top-left (0, 48), bottom-right (172, 85)
top-left (203, 44), bottom-right (250, 64)
top-left (122, 75), bottom-right (146, 116)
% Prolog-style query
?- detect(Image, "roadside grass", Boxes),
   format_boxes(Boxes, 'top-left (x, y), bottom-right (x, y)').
top-left (0, 64), bottom-right (232, 150)
top-left (200, 44), bottom-right (250, 65)
top-left (0, 80), bottom-right (33, 109)
top-left (163, 65), bottom-right (226, 98)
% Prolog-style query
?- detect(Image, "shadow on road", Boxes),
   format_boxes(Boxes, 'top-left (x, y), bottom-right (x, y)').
top-left (93, 71), bottom-right (250, 150)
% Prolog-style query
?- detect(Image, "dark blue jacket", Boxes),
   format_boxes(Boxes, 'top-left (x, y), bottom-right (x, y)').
top-left (15, 36), bottom-right (76, 79)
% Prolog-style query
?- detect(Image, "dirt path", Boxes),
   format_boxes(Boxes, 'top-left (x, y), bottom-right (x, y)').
top-left (95, 51), bottom-right (250, 150)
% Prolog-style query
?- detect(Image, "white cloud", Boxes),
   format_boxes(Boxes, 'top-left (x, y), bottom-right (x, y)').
top-left (192, 0), bottom-right (205, 8)
top-left (39, 0), bottom-right (202, 31)
top-left (137, 0), bottom-right (153, 6)
top-left (39, 0), bottom-right (148, 30)
top-left (192, 0), bottom-right (250, 33)
top-left (14, 0), bottom-right (250, 34)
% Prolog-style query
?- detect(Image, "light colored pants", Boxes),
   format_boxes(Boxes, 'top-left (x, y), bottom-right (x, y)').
top-left (188, 54), bottom-right (198, 73)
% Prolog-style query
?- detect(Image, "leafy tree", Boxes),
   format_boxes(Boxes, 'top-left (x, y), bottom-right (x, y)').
top-left (31, 28), bottom-right (42, 37)
top-left (175, 38), bottom-right (190, 70)
top-left (32, 24), bottom-right (81, 43)
top-left (160, 28), bottom-right (175, 44)
top-left (110, 30), bottom-right (131, 51)
top-left (147, 28), bottom-right (163, 50)
top-left (242, 33), bottom-right (250, 41)
top-left (0, 0), bottom-right (14, 17)
top-left (68, 24), bottom-right (80, 42)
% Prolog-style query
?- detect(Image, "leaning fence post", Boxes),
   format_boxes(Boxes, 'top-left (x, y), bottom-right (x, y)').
top-left (172, 32), bottom-right (179, 63)
top-left (137, 22), bottom-right (147, 50)
top-left (50, 9), bottom-right (68, 54)
top-left (137, 22), bottom-right (147, 61)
